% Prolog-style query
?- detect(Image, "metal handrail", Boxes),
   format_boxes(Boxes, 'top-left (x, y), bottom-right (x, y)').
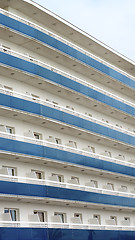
top-left (0, 174), bottom-right (135, 199)
top-left (0, 86), bottom-right (134, 137)
top-left (0, 131), bottom-right (134, 169)
top-left (0, 8), bottom-right (135, 82)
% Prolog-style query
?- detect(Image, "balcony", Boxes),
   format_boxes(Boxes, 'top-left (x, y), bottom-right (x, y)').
top-left (0, 90), bottom-right (135, 149)
top-left (0, 132), bottom-right (135, 178)
top-left (1, 177), bottom-right (135, 209)
top-left (0, 8), bottom-right (135, 91)
top-left (1, 174), bottom-right (135, 199)
top-left (0, 87), bottom-right (134, 138)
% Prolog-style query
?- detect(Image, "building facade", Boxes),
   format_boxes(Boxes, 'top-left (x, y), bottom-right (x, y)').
top-left (0, 0), bottom-right (135, 239)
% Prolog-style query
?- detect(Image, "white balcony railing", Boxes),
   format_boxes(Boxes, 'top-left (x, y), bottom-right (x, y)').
top-left (0, 221), bottom-right (135, 231)
top-left (0, 45), bottom-right (135, 110)
top-left (0, 8), bottom-right (135, 83)
top-left (0, 86), bottom-right (134, 137)
top-left (0, 173), bottom-right (135, 199)
top-left (0, 131), bottom-right (135, 171)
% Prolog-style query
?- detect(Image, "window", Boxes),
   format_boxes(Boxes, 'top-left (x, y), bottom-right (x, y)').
top-left (124, 217), bottom-right (130, 223)
top-left (107, 183), bottom-right (114, 190)
top-left (93, 215), bottom-right (100, 224)
top-left (91, 180), bottom-right (98, 188)
top-left (102, 119), bottom-right (109, 123)
top-left (29, 55), bottom-right (35, 61)
top-left (4, 85), bottom-right (13, 95)
top-left (88, 146), bottom-right (95, 153)
top-left (52, 173), bottom-right (64, 182)
top-left (105, 150), bottom-right (112, 157)
top-left (110, 216), bottom-right (117, 224)
top-left (68, 141), bottom-right (77, 148)
top-left (6, 126), bottom-right (14, 134)
top-left (2, 45), bottom-right (11, 52)
top-left (74, 213), bottom-right (82, 223)
top-left (3, 166), bottom-right (16, 176)
top-left (4, 208), bottom-right (19, 221)
top-left (34, 211), bottom-right (47, 222)
top-left (121, 185), bottom-right (127, 191)
top-left (31, 94), bottom-right (39, 101)
top-left (34, 132), bottom-right (42, 140)
top-left (54, 212), bottom-right (66, 223)
top-left (116, 124), bottom-right (122, 128)
top-left (55, 138), bottom-right (62, 145)
top-left (31, 170), bottom-right (44, 179)
top-left (118, 154), bottom-right (125, 160)
top-left (66, 105), bottom-right (74, 111)
top-left (85, 112), bottom-right (92, 117)
top-left (52, 101), bottom-right (58, 106)
top-left (71, 176), bottom-right (79, 184)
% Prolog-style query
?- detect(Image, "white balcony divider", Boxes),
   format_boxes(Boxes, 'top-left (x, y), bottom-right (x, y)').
top-left (0, 131), bottom-right (134, 169)
top-left (0, 45), bottom-right (135, 110)
top-left (0, 8), bottom-right (135, 82)
top-left (0, 220), bottom-right (135, 230)
top-left (0, 86), bottom-right (134, 138)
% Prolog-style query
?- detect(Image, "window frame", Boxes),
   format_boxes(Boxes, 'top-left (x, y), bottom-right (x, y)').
top-left (4, 208), bottom-right (19, 221)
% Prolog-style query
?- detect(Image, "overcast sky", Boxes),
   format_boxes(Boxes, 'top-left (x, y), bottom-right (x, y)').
top-left (34, 0), bottom-right (135, 61)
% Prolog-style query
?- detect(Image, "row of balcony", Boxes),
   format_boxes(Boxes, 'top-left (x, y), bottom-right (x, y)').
top-left (1, 173), bottom-right (135, 199)
top-left (0, 92), bottom-right (135, 148)
top-left (0, 121), bottom-right (135, 168)
top-left (0, 8), bottom-right (135, 89)
top-left (0, 132), bottom-right (135, 177)
top-left (0, 87), bottom-right (134, 137)
top-left (0, 179), bottom-right (135, 208)
top-left (1, 45), bottom-right (135, 110)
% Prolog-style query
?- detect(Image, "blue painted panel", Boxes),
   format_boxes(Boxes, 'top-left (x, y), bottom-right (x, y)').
top-left (0, 13), bottom-right (135, 90)
top-left (0, 51), bottom-right (135, 119)
top-left (0, 137), bottom-right (135, 177)
top-left (1, 180), bottom-right (135, 208)
top-left (1, 228), bottom-right (135, 240)
top-left (0, 93), bottom-right (135, 147)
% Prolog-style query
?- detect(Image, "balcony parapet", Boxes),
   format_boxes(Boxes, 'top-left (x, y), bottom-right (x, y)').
top-left (1, 174), bottom-right (135, 199)
top-left (0, 131), bottom-right (134, 169)
top-left (0, 221), bottom-right (135, 231)
top-left (0, 87), bottom-right (135, 137)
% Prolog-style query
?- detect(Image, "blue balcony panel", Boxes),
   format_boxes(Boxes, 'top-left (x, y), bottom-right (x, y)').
top-left (0, 13), bottom-right (135, 90)
top-left (0, 228), bottom-right (135, 240)
top-left (0, 93), bottom-right (135, 147)
top-left (0, 137), bottom-right (135, 178)
top-left (1, 180), bottom-right (135, 208)
top-left (0, 51), bottom-right (135, 118)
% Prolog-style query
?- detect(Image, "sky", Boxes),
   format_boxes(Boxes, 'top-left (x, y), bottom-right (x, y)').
top-left (34, 0), bottom-right (135, 61)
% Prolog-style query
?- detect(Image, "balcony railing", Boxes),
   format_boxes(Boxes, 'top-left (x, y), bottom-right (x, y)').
top-left (0, 86), bottom-right (135, 138)
top-left (0, 131), bottom-right (134, 170)
top-left (0, 174), bottom-right (135, 199)
top-left (0, 221), bottom-right (135, 230)
top-left (0, 8), bottom-right (135, 83)
top-left (0, 46), bottom-right (135, 110)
